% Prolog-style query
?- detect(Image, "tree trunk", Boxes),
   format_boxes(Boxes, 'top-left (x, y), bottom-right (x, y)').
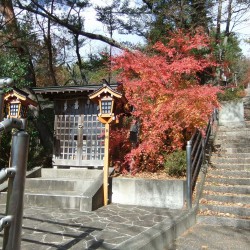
top-left (46, 3), bottom-right (58, 86)
top-left (223, 0), bottom-right (233, 47)
top-left (74, 34), bottom-right (88, 85)
top-left (0, 0), bottom-right (37, 86)
top-left (216, 0), bottom-right (223, 43)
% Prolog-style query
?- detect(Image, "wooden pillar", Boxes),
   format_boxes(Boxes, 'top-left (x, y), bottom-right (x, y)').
top-left (103, 123), bottom-right (110, 206)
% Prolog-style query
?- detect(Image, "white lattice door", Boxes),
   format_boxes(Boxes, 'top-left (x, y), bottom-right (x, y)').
top-left (53, 114), bottom-right (104, 167)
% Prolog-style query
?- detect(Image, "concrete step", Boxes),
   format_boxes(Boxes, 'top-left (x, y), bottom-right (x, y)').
top-left (212, 152), bottom-right (250, 158)
top-left (202, 193), bottom-right (250, 204)
top-left (0, 191), bottom-right (83, 210)
top-left (206, 176), bottom-right (249, 185)
top-left (219, 147), bottom-right (250, 153)
top-left (216, 131), bottom-right (250, 137)
top-left (25, 178), bottom-right (95, 193)
top-left (23, 192), bottom-right (83, 210)
top-left (213, 142), bottom-right (250, 148)
top-left (0, 184), bottom-right (104, 211)
top-left (40, 168), bottom-right (102, 179)
top-left (217, 125), bottom-right (250, 132)
top-left (208, 169), bottom-right (250, 178)
top-left (199, 124), bottom-right (250, 228)
top-left (197, 215), bottom-right (250, 229)
top-left (0, 168), bottom-right (107, 212)
top-left (210, 157), bottom-right (250, 164)
top-left (199, 204), bottom-right (250, 218)
top-left (214, 136), bottom-right (250, 144)
top-left (203, 184), bottom-right (250, 194)
top-left (209, 163), bottom-right (250, 171)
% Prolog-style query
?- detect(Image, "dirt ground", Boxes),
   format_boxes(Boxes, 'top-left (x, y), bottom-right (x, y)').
top-left (111, 169), bottom-right (186, 180)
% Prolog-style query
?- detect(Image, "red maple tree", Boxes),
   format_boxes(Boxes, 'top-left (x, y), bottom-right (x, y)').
top-left (111, 29), bottom-right (221, 173)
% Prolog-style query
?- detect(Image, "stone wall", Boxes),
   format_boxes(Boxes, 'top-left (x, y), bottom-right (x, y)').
top-left (219, 101), bottom-right (245, 127)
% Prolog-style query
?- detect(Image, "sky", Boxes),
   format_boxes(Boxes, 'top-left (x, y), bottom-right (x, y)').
top-left (79, 0), bottom-right (145, 58)
top-left (234, 22), bottom-right (250, 58)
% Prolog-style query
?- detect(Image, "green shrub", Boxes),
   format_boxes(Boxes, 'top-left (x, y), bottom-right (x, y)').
top-left (164, 150), bottom-right (186, 177)
top-left (217, 86), bottom-right (245, 102)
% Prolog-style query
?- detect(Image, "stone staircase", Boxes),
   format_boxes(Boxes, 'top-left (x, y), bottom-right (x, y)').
top-left (199, 126), bottom-right (250, 229)
top-left (0, 168), bottom-right (105, 212)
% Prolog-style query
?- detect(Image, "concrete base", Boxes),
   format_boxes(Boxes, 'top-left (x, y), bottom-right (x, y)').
top-left (111, 177), bottom-right (186, 209)
top-left (219, 101), bottom-right (245, 127)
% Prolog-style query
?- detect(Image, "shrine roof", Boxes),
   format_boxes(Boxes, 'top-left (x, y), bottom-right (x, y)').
top-left (33, 84), bottom-right (118, 99)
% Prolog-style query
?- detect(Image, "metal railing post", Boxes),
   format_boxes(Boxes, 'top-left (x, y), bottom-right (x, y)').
top-left (186, 140), bottom-right (192, 209)
top-left (3, 130), bottom-right (29, 250)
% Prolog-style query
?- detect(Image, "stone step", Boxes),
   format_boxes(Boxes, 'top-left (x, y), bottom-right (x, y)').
top-left (0, 168), bottom-right (110, 212)
top-left (213, 142), bottom-right (250, 148)
top-left (215, 137), bottom-right (250, 143)
top-left (208, 169), bottom-right (250, 178)
top-left (0, 191), bottom-right (83, 210)
top-left (0, 189), bottom-right (104, 211)
top-left (206, 176), bottom-right (249, 185)
top-left (25, 178), bottom-right (94, 193)
top-left (24, 193), bottom-right (83, 210)
top-left (216, 131), bottom-right (250, 137)
top-left (221, 147), bottom-right (250, 153)
top-left (212, 152), bottom-right (250, 158)
top-left (203, 184), bottom-right (250, 194)
top-left (197, 215), bottom-right (250, 229)
top-left (210, 163), bottom-right (250, 171)
top-left (202, 193), bottom-right (250, 204)
top-left (210, 157), bottom-right (250, 164)
top-left (25, 179), bottom-right (75, 192)
top-left (217, 125), bottom-right (250, 132)
top-left (199, 204), bottom-right (250, 218)
top-left (41, 168), bottom-right (102, 179)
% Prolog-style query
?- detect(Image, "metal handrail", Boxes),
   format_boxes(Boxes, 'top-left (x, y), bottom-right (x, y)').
top-left (186, 109), bottom-right (218, 208)
top-left (0, 79), bottom-right (30, 250)
top-left (0, 216), bottom-right (12, 232)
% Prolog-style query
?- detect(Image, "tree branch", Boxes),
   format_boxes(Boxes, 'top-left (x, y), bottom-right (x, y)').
top-left (15, 0), bottom-right (126, 50)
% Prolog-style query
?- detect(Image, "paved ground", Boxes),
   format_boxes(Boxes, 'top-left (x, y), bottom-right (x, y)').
top-left (0, 203), bottom-right (189, 250)
top-left (170, 217), bottom-right (250, 250)
top-left (0, 205), bottom-right (249, 250)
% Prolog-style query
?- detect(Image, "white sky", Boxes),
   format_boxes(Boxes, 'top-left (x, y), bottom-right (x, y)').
top-left (79, 1), bottom-right (145, 59)
top-left (234, 23), bottom-right (250, 58)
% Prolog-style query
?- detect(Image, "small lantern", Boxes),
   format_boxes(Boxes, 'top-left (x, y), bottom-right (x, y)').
top-left (89, 84), bottom-right (122, 124)
top-left (100, 95), bottom-right (114, 116)
top-left (89, 83), bottom-right (123, 206)
top-left (4, 87), bottom-right (37, 119)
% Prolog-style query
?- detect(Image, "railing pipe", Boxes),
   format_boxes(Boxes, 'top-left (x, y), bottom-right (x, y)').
top-left (0, 216), bottom-right (12, 232)
top-left (186, 140), bottom-right (192, 209)
top-left (186, 108), bottom-right (218, 208)
top-left (3, 130), bottom-right (29, 250)
top-left (0, 168), bottom-right (16, 184)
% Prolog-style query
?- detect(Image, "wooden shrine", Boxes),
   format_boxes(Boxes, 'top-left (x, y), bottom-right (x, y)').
top-left (34, 85), bottom-right (120, 168)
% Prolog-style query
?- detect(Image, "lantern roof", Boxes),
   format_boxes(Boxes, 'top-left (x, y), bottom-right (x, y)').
top-left (4, 87), bottom-right (37, 107)
top-left (88, 83), bottom-right (123, 104)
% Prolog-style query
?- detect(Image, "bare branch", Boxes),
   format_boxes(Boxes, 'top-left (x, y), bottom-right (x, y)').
top-left (15, 0), bottom-right (126, 50)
